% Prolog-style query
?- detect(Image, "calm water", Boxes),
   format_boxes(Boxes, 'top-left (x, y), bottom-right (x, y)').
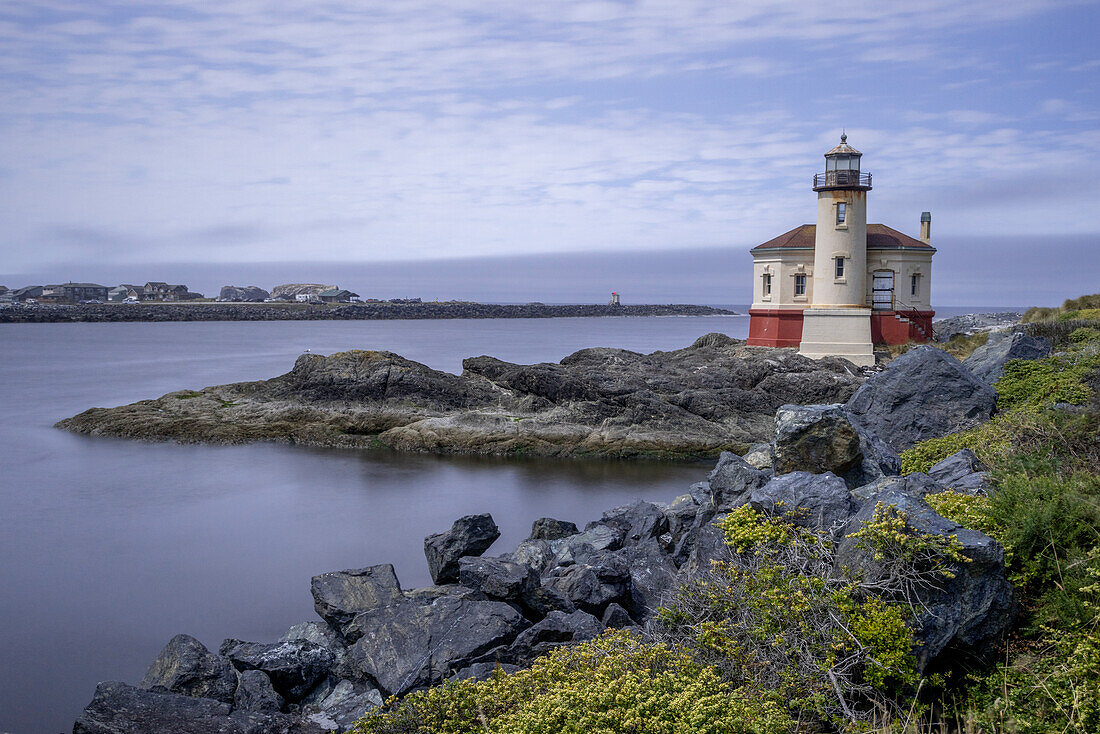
top-left (0, 306), bottom-right (1015, 732)
top-left (0, 315), bottom-right (749, 733)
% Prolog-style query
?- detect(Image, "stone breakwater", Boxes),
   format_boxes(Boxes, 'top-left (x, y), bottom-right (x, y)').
top-left (57, 334), bottom-right (866, 460)
top-left (72, 347), bottom-right (1022, 732)
top-left (0, 302), bottom-right (734, 323)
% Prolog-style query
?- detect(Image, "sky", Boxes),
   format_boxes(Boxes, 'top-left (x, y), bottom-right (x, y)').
top-left (1, 1), bottom-right (1098, 305)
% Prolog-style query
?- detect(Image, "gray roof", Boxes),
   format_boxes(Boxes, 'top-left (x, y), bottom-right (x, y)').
top-left (824, 133), bottom-right (861, 157)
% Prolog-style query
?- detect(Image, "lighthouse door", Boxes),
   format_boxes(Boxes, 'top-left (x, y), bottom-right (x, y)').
top-left (872, 270), bottom-right (894, 310)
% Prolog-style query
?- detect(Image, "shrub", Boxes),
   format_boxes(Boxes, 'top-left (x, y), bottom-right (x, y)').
top-left (351, 630), bottom-right (793, 734)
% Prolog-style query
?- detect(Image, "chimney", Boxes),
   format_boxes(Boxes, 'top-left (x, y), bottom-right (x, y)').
top-left (920, 212), bottom-right (931, 245)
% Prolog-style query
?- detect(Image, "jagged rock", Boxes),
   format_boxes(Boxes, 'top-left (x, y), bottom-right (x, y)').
top-left (707, 452), bottom-right (769, 511)
top-left (747, 471), bottom-right (855, 531)
top-left (852, 473), bottom-right (943, 502)
top-left (220, 639), bottom-right (336, 702)
top-left (139, 634), bottom-right (238, 704)
top-left (305, 680), bottom-right (383, 732)
top-left (544, 553), bottom-right (631, 616)
top-left (508, 539), bottom-right (556, 575)
top-left (234, 670), bottom-right (285, 714)
top-left (837, 488), bottom-right (1014, 671)
top-left (346, 596), bottom-right (528, 696)
top-left (933, 312), bottom-right (1021, 342)
top-left (529, 517), bottom-right (580, 541)
top-left (965, 330), bottom-right (1051, 384)
top-left (459, 556), bottom-right (539, 604)
top-left (311, 565), bottom-right (404, 641)
top-left (402, 584), bottom-right (488, 604)
top-left (742, 442), bottom-right (774, 471)
top-left (503, 610), bottom-right (603, 664)
top-left (846, 347), bottom-right (998, 451)
top-left (73, 681), bottom-right (324, 734)
top-left (425, 514), bottom-right (501, 584)
top-left (218, 285), bottom-right (270, 302)
top-left (951, 472), bottom-right (993, 495)
top-left (451, 662), bottom-right (521, 681)
top-left (928, 449), bottom-right (987, 486)
top-left (595, 501), bottom-right (669, 546)
top-left (280, 622), bottom-right (355, 680)
top-left (602, 602), bottom-right (635, 628)
top-left (773, 404), bottom-right (900, 488)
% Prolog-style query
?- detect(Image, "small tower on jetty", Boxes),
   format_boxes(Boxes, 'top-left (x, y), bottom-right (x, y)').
top-left (747, 136), bottom-right (936, 364)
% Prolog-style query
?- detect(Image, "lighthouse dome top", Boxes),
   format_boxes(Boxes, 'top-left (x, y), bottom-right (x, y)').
top-left (824, 133), bottom-right (862, 158)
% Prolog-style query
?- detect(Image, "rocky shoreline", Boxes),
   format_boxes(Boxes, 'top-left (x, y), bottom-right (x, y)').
top-left (57, 334), bottom-right (866, 460)
top-left (0, 302), bottom-right (733, 323)
top-left (72, 342), bottom-right (1038, 733)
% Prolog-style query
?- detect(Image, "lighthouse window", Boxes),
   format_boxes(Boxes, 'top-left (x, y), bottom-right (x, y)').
top-left (911, 274), bottom-right (919, 297)
top-left (794, 274), bottom-right (806, 296)
top-left (835, 257), bottom-right (845, 278)
top-left (762, 273), bottom-right (772, 297)
top-left (836, 202), bottom-right (846, 224)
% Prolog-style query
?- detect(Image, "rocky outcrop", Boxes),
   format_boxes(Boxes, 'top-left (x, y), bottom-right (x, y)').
top-left (139, 634), bottom-right (238, 704)
top-left (425, 514), bottom-right (501, 584)
top-left (219, 285), bottom-right (270, 302)
top-left (934, 312), bottom-right (1021, 342)
top-left (846, 347), bottom-right (998, 451)
top-left (58, 336), bottom-right (864, 460)
top-left (773, 404), bottom-right (899, 488)
top-left (928, 450), bottom-right (992, 495)
top-left (311, 565), bottom-right (405, 641)
top-left (965, 330), bottom-right (1051, 384)
top-left (220, 638), bottom-right (336, 701)
top-left (271, 284), bottom-right (336, 300)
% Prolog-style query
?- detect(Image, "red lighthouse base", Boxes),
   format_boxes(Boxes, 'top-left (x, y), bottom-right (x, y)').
top-left (747, 308), bottom-right (934, 348)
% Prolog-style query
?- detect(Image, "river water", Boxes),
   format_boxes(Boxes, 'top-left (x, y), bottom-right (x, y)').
top-left (0, 307), bottom-right (1011, 731)
top-left (0, 315), bottom-right (750, 733)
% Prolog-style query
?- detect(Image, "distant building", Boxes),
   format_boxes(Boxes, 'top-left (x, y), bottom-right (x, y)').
top-left (318, 288), bottom-right (359, 303)
top-left (9, 286), bottom-right (43, 303)
top-left (295, 293), bottom-right (322, 303)
top-left (41, 283), bottom-right (109, 304)
top-left (140, 282), bottom-right (203, 301)
top-left (747, 136), bottom-right (935, 365)
top-left (109, 285), bottom-right (144, 302)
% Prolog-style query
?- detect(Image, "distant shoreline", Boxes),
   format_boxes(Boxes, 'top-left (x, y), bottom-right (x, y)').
top-left (0, 301), bottom-right (736, 324)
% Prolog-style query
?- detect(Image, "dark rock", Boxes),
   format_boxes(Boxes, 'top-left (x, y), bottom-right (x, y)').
top-left (928, 449), bottom-right (987, 487)
top-left (459, 556), bottom-right (539, 603)
top-left (618, 544), bottom-right (679, 620)
top-left (310, 565), bottom-right (404, 641)
top-left (304, 680), bottom-right (383, 732)
top-left (220, 639), bottom-right (336, 702)
top-left (280, 622), bottom-right (354, 681)
top-left (73, 681), bottom-right (324, 734)
top-left (601, 603), bottom-right (635, 628)
top-left (595, 501), bottom-right (669, 546)
top-left (748, 471), bottom-right (855, 531)
top-left (773, 404), bottom-right (900, 488)
top-left (234, 670), bottom-right (285, 714)
top-left (139, 634), bottom-right (238, 704)
top-left (741, 442), bottom-right (774, 471)
top-left (424, 513), bottom-right (500, 584)
top-left (846, 347), bottom-right (998, 451)
top-left (707, 452), bottom-right (769, 511)
top-left (529, 517), bottom-right (579, 541)
top-left (508, 539), bottom-right (556, 575)
top-left (346, 596), bottom-right (528, 696)
top-left (545, 553), bottom-right (631, 616)
top-left (451, 662), bottom-right (520, 681)
top-left (933, 312), bottom-right (1021, 342)
top-left (965, 330), bottom-right (1051, 384)
top-left (836, 489), bottom-right (1014, 672)
top-left (504, 610), bottom-right (603, 664)
top-left (401, 584), bottom-right (488, 604)
top-left (852, 473), bottom-right (943, 502)
top-left (219, 285), bottom-right (270, 302)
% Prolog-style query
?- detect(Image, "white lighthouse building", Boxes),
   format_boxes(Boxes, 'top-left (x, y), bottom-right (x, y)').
top-left (747, 136), bottom-right (935, 364)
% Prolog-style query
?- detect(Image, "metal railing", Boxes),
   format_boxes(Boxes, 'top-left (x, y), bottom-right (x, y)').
top-left (812, 171), bottom-right (872, 189)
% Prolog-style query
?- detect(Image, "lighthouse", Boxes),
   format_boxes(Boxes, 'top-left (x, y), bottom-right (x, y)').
top-left (746, 136), bottom-right (935, 362)
top-left (797, 134), bottom-right (876, 366)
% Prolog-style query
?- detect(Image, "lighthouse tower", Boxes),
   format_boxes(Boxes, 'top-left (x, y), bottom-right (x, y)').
top-left (797, 135), bottom-right (875, 366)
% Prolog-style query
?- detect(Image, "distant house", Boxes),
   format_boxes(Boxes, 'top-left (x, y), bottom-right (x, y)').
top-left (318, 288), bottom-right (359, 303)
top-left (141, 282), bottom-right (202, 301)
top-left (109, 285), bottom-right (144, 302)
top-left (41, 283), bottom-right (109, 303)
top-left (9, 286), bottom-right (43, 303)
top-left (295, 293), bottom-right (322, 303)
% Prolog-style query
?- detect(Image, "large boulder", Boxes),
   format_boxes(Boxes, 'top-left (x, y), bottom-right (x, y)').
top-left (304, 680), bottom-right (383, 732)
top-left (234, 670), bottom-right (284, 714)
top-left (500, 610), bottom-right (603, 664)
top-left (220, 638), bottom-right (336, 702)
top-left (837, 489), bottom-right (1014, 672)
top-left (926, 449), bottom-right (993, 494)
top-left (747, 471), bottom-right (855, 532)
top-left (707, 452), bottom-right (769, 511)
top-left (73, 681), bottom-right (324, 734)
top-left (424, 514), bottom-right (501, 584)
top-left (218, 285), bottom-right (270, 302)
top-left (529, 517), bottom-right (580, 541)
top-left (773, 404), bottom-right (900, 487)
top-left (544, 553), bottom-right (631, 616)
top-left (459, 556), bottom-right (539, 606)
top-left (846, 347), bottom-right (998, 451)
top-left (139, 634), bottom-right (238, 704)
top-left (346, 596), bottom-right (528, 695)
top-left (965, 330), bottom-right (1051, 384)
top-left (311, 565), bottom-right (404, 640)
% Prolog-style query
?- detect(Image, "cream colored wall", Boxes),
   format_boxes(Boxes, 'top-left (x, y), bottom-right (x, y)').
top-left (812, 190), bottom-right (867, 307)
top-left (865, 249), bottom-right (934, 309)
top-left (751, 251), bottom-right (814, 308)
